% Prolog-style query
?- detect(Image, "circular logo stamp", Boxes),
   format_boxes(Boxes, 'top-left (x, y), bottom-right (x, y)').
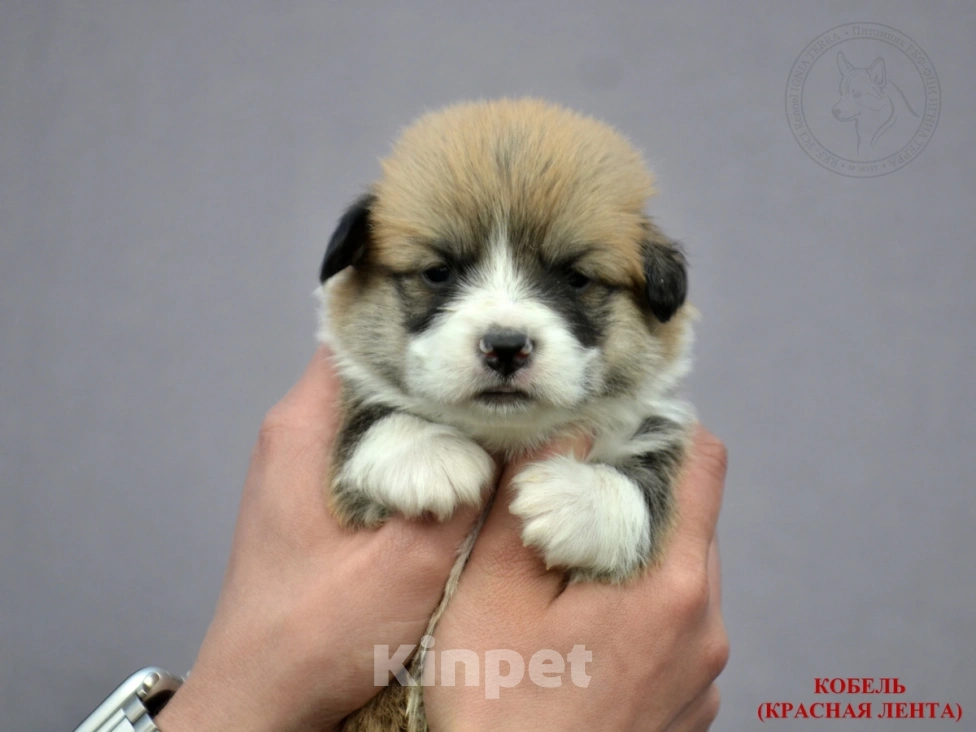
top-left (786, 23), bottom-right (940, 177)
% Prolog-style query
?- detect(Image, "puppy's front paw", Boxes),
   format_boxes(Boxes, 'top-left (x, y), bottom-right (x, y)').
top-left (510, 456), bottom-right (651, 583)
top-left (332, 412), bottom-right (494, 527)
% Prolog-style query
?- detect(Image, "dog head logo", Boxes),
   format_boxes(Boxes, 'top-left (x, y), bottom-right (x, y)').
top-left (832, 51), bottom-right (919, 154)
top-left (786, 23), bottom-right (940, 177)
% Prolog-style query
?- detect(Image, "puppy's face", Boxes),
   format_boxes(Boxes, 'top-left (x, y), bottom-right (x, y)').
top-left (319, 99), bottom-right (689, 430)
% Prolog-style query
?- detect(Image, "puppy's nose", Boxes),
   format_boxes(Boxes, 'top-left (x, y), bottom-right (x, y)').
top-left (479, 330), bottom-right (533, 377)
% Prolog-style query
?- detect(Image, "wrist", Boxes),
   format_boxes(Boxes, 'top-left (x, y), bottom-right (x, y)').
top-left (154, 664), bottom-right (279, 732)
top-left (154, 656), bottom-right (347, 732)
top-left (153, 672), bottom-right (239, 732)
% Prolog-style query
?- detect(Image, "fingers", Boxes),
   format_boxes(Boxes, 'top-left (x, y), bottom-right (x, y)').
top-left (379, 504), bottom-right (484, 583)
top-left (244, 347), bottom-right (343, 540)
top-left (707, 535), bottom-right (722, 609)
top-left (263, 346), bottom-right (343, 441)
top-left (669, 425), bottom-right (728, 561)
top-left (663, 537), bottom-right (727, 731)
top-left (663, 684), bottom-right (722, 731)
top-left (576, 428), bottom-right (725, 655)
top-left (703, 537), bottom-right (729, 678)
top-left (464, 433), bottom-right (592, 604)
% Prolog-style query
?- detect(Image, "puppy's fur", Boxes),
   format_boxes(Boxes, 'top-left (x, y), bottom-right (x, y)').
top-left (316, 98), bottom-right (696, 731)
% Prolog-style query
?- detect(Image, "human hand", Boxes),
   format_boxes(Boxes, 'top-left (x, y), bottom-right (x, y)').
top-left (156, 348), bottom-right (481, 732)
top-left (423, 426), bottom-right (729, 731)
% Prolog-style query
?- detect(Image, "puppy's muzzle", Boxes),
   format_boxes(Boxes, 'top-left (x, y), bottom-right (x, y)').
top-left (478, 329), bottom-right (533, 377)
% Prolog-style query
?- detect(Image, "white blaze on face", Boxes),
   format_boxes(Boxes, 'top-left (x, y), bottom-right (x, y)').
top-left (404, 232), bottom-right (599, 408)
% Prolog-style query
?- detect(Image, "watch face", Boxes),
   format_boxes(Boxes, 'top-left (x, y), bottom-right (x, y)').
top-left (140, 669), bottom-right (183, 714)
top-left (73, 668), bottom-right (182, 732)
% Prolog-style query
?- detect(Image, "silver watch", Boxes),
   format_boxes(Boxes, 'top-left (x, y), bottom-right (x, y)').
top-left (74, 667), bottom-right (184, 732)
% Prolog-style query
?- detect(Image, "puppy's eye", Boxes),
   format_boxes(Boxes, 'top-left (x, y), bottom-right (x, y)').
top-left (422, 265), bottom-right (453, 287)
top-left (567, 270), bottom-right (591, 291)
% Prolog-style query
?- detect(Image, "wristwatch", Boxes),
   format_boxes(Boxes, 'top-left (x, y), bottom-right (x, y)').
top-left (73, 667), bottom-right (184, 732)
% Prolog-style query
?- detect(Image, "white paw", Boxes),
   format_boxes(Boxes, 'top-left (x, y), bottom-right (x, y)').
top-left (509, 456), bottom-right (650, 582)
top-left (339, 413), bottom-right (494, 521)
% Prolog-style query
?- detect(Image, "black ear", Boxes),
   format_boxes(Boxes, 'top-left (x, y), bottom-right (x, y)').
top-left (643, 233), bottom-right (688, 323)
top-left (320, 193), bottom-right (376, 283)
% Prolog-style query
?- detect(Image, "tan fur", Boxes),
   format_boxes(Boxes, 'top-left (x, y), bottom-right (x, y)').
top-left (341, 682), bottom-right (410, 732)
top-left (369, 98), bottom-right (655, 287)
top-left (329, 270), bottom-right (409, 384)
top-left (654, 305), bottom-right (697, 366)
top-left (644, 218), bottom-right (695, 362)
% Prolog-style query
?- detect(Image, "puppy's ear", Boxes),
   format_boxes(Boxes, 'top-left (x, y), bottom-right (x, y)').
top-left (642, 226), bottom-right (688, 323)
top-left (320, 193), bottom-right (376, 283)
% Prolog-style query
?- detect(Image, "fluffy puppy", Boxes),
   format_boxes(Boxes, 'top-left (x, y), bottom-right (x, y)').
top-left (316, 98), bottom-right (696, 731)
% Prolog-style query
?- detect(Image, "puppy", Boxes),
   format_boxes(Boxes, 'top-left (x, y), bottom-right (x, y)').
top-left (316, 98), bottom-right (696, 731)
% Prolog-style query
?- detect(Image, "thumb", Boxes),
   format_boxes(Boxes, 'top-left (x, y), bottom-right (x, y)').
top-left (466, 431), bottom-right (593, 602)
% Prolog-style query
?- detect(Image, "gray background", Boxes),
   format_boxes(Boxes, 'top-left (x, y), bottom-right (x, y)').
top-left (1, 1), bottom-right (973, 729)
